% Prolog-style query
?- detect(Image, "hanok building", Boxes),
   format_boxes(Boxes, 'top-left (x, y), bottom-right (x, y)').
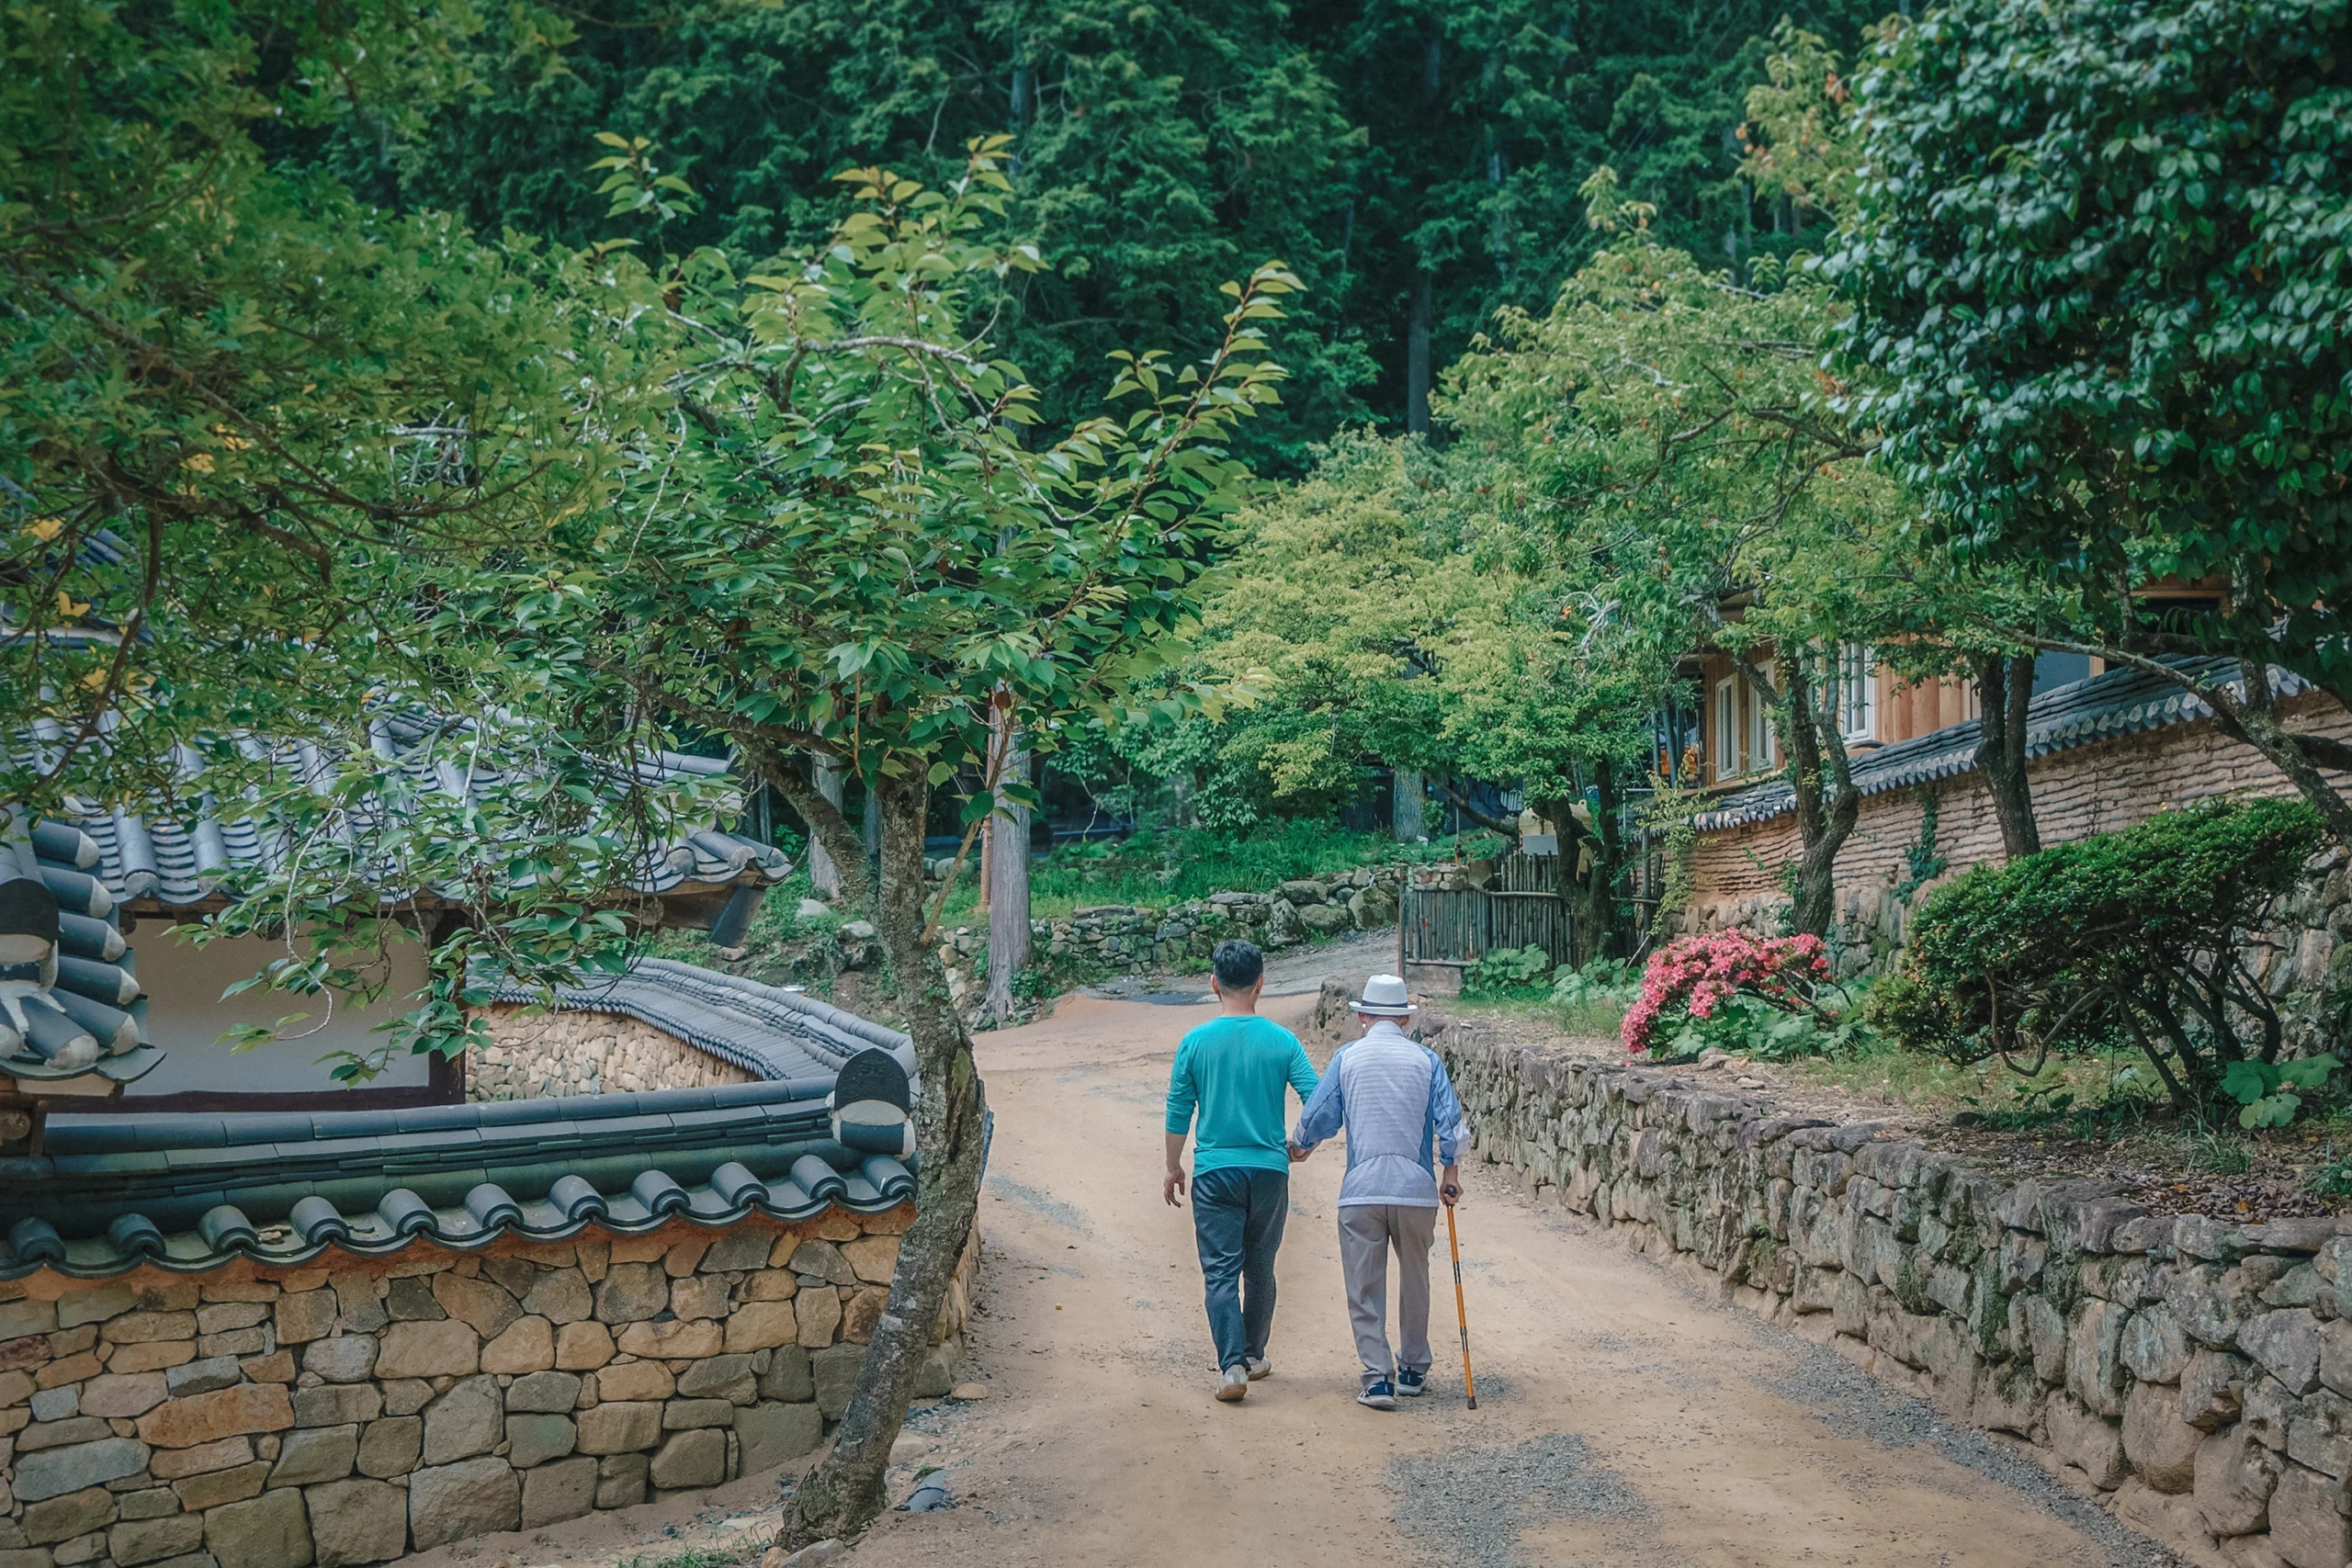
top-left (0, 781), bottom-right (967, 1561)
top-left (1682, 652), bottom-right (2352, 988)
top-left (16, 721), bottom-right (793, 1110)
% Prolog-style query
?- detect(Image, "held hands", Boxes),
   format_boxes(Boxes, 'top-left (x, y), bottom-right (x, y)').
top-left (1163, 1165), bottom-right (1187, 1207)
top-left (1286, 1140), bottom-right (1314, 1164)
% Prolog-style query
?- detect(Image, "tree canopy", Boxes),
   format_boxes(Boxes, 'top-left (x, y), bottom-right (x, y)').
top-left (268, 0), bottom-right (1888, 472)
top-left (1826, 0), bottom-right (2352, 840)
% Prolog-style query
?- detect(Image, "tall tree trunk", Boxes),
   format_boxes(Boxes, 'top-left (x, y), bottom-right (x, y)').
top-left (1391, 767), bottom-right (1427, 841)
top-left (741, 741), bottom-right (870, 908)
top-left (777, 767), bottom-right (989, 1550)
top-left (863, 787), bottom-right (882, 875)
top-left (985, 727), bottom-right (1032, 1023)
top-left (1546, 761), bottom-right (1624, 967)
top-left (1405, 33), bottom-right (1441, 437)
top-left (1407, 272), bottom-right (1433, 436)
top-left (808, 755), bottom-right (848, 898)
top-left (1779, 652), bottom-right (1860, 940)
top-left (1973, 653), bottom-right (2041, 859)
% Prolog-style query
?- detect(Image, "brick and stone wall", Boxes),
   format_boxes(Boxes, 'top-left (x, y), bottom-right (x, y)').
top-left (466, 1006), bottom-right (756, 1102)
top-left (0, 1210), bottom-right (976, 1568)
top-left (1684, 694), bottom-right (2352, 1046)
top-left (1439, 1019), bottom-right (2352, 1568)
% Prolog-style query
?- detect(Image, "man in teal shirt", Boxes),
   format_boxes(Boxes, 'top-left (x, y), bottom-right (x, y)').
top-left (1164, 939), bottom-right (1319, 1403)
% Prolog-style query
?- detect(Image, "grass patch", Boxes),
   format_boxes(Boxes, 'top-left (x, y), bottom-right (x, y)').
top-left (2123, 1125), bottom-right (2257, 1175)
top-left (1453, 991), bottom-right (1630, 1043)
top-left (1769, 1035), bottom-right (2177, 1130)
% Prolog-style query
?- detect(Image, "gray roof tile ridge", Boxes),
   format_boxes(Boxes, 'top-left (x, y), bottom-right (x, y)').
top-left (628, 957), bottom-right (915, 1059)
top-left (472, 956), bottom-right (917, 1089)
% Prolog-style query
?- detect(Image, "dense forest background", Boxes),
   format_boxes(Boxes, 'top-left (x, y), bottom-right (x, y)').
top-left (279, 0), bottom-right (1886, 473)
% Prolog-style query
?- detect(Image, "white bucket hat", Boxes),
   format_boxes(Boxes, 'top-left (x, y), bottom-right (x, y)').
top-left (1353, 974), bottom-right (1418, 1018)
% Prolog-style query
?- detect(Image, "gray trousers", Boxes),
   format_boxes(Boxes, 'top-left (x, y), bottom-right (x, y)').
top-left (1338, 1203), bottom-right (1436, 1386)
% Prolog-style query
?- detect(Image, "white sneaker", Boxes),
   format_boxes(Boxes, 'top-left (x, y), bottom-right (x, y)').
top-left (1216, 1366), bottom-right (1249, 1403)
top-left (1245, 1356), bottom-right (1272, 1381)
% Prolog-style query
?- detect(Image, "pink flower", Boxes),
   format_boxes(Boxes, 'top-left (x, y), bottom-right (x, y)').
top-left (1622, 930), bottom-right (1826, 1055)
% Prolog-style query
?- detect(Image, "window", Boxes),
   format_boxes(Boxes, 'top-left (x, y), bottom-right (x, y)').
top-left (1837, 645), bottom-right (1878, 744)
top-left (1712, 676), bottom-right (1739, 779)
top-left (1747, 676), bottom-right (1779, 772)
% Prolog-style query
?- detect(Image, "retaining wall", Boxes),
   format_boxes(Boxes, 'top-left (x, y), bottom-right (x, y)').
top-left (1438, 1017), bottom-right (2352, 1568)
top-left (0, 1212), bottom-right (976, 1568)
top-left (934, 866), bottom-right (1405, 1005)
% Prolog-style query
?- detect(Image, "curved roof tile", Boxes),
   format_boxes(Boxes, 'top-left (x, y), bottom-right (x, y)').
top-left (48, 729), bottom-right (789, 909)
top-left (471, 957), bottom-right (918, 1088)
top-left (1, 1077), bottom-right (914, 1280)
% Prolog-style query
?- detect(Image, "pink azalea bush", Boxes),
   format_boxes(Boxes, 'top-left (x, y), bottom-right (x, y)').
top-left (1621, 930), bottom-right (1828, 1055)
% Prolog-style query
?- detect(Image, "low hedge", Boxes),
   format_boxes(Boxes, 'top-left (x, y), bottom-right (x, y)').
top-left (1875, 797), bottom-right (2325, 1109)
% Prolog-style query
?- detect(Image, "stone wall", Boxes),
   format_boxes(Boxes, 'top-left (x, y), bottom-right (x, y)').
top-left (934, 866), bottom-right (1405, 1006)
top-left (0, 1210), bottom-right (977, 1568)
top-left (1438, 1019), bottom-right (2352, 1568)
top-left (466, 1005), bottom-right (756, 1102)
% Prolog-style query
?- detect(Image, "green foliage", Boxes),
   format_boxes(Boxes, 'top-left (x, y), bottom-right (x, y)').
top-left (1887, 800), bottom-right (2327, 1107)
top-left (1892, 791), bottom-right (1949, 908)
top-left (1546, 956), bottom-right (1640, 1037)
top-left (1657, 985), bottom-right (1874, 1063)
top-left (1464, 944), bottom-right (1553, 995)
top-left (2222, 1055), bottom-right (2341, 1130)
top-left (0, 0), bottom-right (593, 818)
top-left (300, 0), bottom-right (1891, 470)
top-left (1125, 433), bottom-right (1483, 827)
top-left (2309, 1148), bottom-right (2352, 1200)
top-left (935, 822), bottom-right (1437, 922)
top-left (469, 136), bottom-right (1296, 830)
top-left (1552, 956), bottom-right (1637, 1004)
top-left (1829, 0), bottom-right (2352, 738)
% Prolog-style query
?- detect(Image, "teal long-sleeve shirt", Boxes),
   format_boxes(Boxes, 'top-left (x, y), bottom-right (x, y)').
top-left (1164, 1014), bottom-right (1320, 1175)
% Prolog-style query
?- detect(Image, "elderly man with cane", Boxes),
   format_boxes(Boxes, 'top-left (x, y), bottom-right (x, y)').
top-left (1289, 974), bottom-right (1469, 1409)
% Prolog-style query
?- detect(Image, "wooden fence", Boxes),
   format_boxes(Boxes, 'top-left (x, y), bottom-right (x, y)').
top-left (1400, 852), bottom-right (1573, 973)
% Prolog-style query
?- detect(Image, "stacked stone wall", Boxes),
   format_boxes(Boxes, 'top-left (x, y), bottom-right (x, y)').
top-left (0, 1210), bottom-right (977, 1568)
top-left (1439, 1020), bottom-right (2352, 1568)
top-left (933, 866), bottom-right (1405, 1005)
top-left (466, 1006), bottom-right (756, 1102)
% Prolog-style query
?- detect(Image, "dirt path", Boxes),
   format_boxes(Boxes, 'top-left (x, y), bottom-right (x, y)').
top-left (410, 949), bottom-right (2177, 1568)
top-left (839, 971), bottom-right (2178, 1568)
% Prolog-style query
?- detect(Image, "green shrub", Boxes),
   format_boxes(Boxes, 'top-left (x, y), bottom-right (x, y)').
top-left (1889, 798), bottom-right (2325, 1113)
top-left (1652, 983), bottom-right (1878, 1062)
top-left (1464, 944), bottom-right (1554, 995)
top-left (1551, 956), bottom-right (1639, 1006)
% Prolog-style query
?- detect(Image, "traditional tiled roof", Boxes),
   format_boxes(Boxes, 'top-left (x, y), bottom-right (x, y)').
top-left (1692, 658), bottom-right (2312, 831)
top-left (470, 957), bottom-right (917, 1088)
top-left (0, 1077), bottom-right (916, 1280)
top-left (46, 716), bottom-right (788, 911)
top-left (0, 817), bottom-right (162, 1089)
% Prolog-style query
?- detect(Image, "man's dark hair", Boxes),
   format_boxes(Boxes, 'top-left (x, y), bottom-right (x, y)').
top-left (1211, 939), bottom-right (1264, 990)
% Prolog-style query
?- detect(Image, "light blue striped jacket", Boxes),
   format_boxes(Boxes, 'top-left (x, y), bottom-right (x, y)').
top-left (1291, 1020), bottom-right (1467, 1209)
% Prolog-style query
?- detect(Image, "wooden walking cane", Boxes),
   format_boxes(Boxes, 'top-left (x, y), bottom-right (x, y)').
top-left (1444, 1200), bottom-right (1476, 1409)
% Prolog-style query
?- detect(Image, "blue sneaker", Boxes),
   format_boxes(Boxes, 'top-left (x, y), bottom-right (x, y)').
top-left (1358, 1380), bottom-right (1396, 1410)
top-left (1396, 1367), bottom-right (1428, 1397)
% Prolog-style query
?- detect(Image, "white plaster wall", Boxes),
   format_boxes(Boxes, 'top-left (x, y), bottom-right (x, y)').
top-left (121, 925), bottom-right (435, 1095)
